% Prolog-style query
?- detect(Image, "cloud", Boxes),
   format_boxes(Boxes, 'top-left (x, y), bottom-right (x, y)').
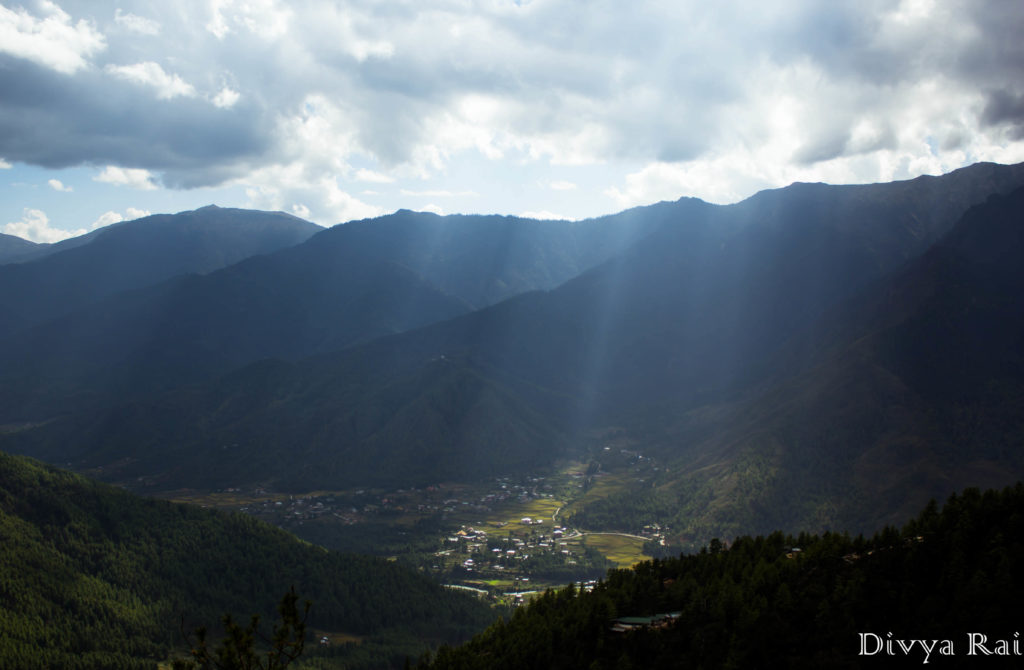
top-left (547, 180), bottom-right (577, 191)
top-left (212, 86), bottom-right (240, 109)
top-left (89, 207), bottom-right (151, 230)
top-left (4, 208), bottom-right (86, 243)
top-left (94, 166), bottom-right (158, 190)
top-left (1, 0), bottom-right (1023, 215)
top-left (207, 0), bottom-right (293, 40)
top-left (981, 89), bottom-right (1024, 140)
top-left (355, 168), bottom-right (394, 183)
top-left (91, 210), bottom-right (125, 229)
top-left (0, 1), bottom-right (105, 74)
top-left (105, 61), bottom-right (196, 99)
top-left (241, 162), bottom-right (383, 225)
top-left (0, 54), bottom-right (271, 177)
top-left (399, 189), bottom-right (478, 198)
top-left (519, 210), bottom-right (571, 221)
top-left (113, 9), bottom-right (159, 36)
top-left (47, 178), bottom-right (73, 192)
top-left (1, 158), bottom-right (13, 169)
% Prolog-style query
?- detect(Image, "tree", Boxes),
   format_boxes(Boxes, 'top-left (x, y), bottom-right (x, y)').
top-left (174, 588), bottom-right (311, 670)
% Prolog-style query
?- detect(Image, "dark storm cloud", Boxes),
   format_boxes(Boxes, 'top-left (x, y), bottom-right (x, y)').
top-left (0, 54), bottom-right (271, 182)
top-left (982, 90), bottom-right (1024, 140)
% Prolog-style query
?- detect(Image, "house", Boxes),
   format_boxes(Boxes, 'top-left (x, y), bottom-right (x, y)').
top-left (610, 612), bottom-right (681, 633)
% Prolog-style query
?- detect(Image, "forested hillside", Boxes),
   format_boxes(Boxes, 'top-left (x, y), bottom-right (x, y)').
top-left (427, 484), bottom-right (1024, 669)
top-left (0, 451), bottom-right (494, 669)
top-left (577, 183), bottom-right (1024, 540)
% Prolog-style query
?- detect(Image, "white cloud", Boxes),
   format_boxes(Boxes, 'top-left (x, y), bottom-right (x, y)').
top-left (0, 158), bottom-right (11, 169)
top-left (47, 178), bottom-right (72, 192)
top-left (0, 1), bottom-right (105, 74)
top-left (241, 162), bottom-right (383, 225)
top-left (355, 169), bottom-right (394, 184)
top-left (212, 86), bottom-right (240, 109)
top-left (399, 189), bottom-right (478, 198)
top-left (519, 210), bottom-right (571, 221)
top-left (547, 180), bottom-right (577, 191)
top-left (105, 61), bottom-right (196, 99)
top-left (419, 203), bottom-right (444, 216)
top-left (4, 208), bottom-right (86, 243)
top-left (207, 0), bottom-right (292, 40)
top-left (91, 210), bottom-right (125, 229)
top-left (94, 166), bottom-right (158, 190)
top-left (606, 161), bottom-right (762, 209)
top-left (114, 9), bottom-right (160, 36)
top-left (89, 207), bottom-right (150, 231)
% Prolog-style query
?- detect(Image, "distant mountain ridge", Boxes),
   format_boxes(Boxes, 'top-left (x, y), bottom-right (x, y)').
top-left (0, 205), bottom-right (322, 337)
top-left (0, 200), bottom-right (674, 421)
top-left (328, 202), bottom-right (681, 308)
top-left (3, 162), bottom-right (1024, 541)
top-left (0, 231), bottom-right (40, 263)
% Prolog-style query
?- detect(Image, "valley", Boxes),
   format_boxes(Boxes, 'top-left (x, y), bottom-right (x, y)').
top-left (2, 161), bottom-right (1024, 667)
top-left (4, 2), bottom-right (1023, 665)
top-left (158, 451), bottom-right (669, 601)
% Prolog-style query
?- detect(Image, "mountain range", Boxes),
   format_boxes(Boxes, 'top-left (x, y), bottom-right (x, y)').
top-left (0, 205), bottom-right (322, 338)
top-left (2, 161), bottom-right (1023, 540)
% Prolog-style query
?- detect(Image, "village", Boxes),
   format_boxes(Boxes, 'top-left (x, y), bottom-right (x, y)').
top-left (167, 449), bottom-right (672, 601)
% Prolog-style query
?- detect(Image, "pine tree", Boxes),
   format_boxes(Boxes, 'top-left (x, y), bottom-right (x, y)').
top-left (173, 588), bottom-right (310, 670)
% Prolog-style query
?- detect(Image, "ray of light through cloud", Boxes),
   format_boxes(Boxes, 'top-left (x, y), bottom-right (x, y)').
top-left (0, 0), bottom-right (1022, 236)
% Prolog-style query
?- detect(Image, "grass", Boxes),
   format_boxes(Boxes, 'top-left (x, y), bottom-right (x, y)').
top-left (560, 472), bottom-right (634, 518)
top-left (581, 533), bottom-right (647, 568)
top-left (441, 495), bottom-right (565, 536)
top-left (163, 489), bottom-right (295, 507)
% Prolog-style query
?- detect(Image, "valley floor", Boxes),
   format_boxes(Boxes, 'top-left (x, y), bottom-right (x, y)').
top-left (157, 452), bottom-right (672, 602)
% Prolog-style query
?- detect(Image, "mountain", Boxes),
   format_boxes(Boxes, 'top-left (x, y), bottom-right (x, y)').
top-left (0, 200), bottom-right (673, 422)
top-left (8, 161), bottom-right (1023, 523)
top-left (323, 204), bottom-right (677, 309)
top-left (0, 450), bottom-right (494, 669)
top-left (424, 485), bottom-right (1024, 670)
top-left (0, 224), bottom-right (118, 266)
top-left (571, 184), bottom-right (1024, 539)
top-left (0, 243), bottom-right (472, 422)
top-left (0, 205), bottom-right (322, 337)
top-left (0, 231), bottom-right (41, 263)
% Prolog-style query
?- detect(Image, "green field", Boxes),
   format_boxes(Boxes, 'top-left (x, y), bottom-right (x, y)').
top-left (580, 533), bottom-right (646, 568)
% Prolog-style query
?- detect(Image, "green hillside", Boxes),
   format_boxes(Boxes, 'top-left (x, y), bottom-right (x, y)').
top-left (426, 484), bottom-right (1024, 669)
top-left (0, 451), bottom-right (495, 669)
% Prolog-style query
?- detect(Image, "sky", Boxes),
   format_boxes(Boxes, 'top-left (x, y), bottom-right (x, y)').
top-left (2, 0), bottom-right (1024, 242)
